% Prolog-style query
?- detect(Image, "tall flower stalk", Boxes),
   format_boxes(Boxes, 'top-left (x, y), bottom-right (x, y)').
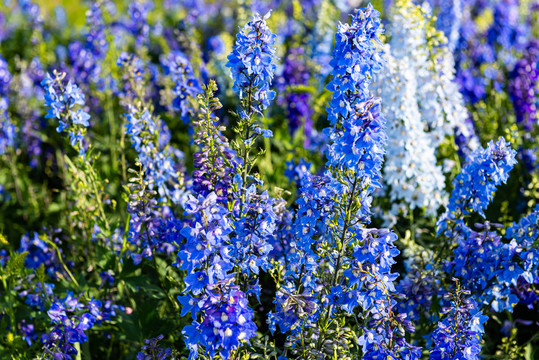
top-left (226, 11), bottom-right (277, 194)
top-left (269, 5), bottom-right (419, 359)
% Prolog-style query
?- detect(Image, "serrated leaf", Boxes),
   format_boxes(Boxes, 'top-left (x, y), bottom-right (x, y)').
top-left (6, 251), bottom-right (27, 277)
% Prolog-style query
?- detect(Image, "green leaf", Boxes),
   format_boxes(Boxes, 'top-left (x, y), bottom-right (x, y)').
top-left (6, 251), bottom-right (27, 277)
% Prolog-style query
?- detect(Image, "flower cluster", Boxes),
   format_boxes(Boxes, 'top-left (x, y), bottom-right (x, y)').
top-left (429, 284), bottom-right (488, 360)
top-left (18, 276), bottom-right (55, 312)
top-left (176, 66), bottom-right (281, 357)
top-left (454, 0), bottom-right (534, 103)
top-left (390, 0), bottom-right (471, 149)
top-left (127, 0), bottom-right (153, 47)
top-left (191, 81), bottom-right (238, 201)
top-left (374, 50), bottom-right (446, 218)
top-left (230, 184), bottom-right (277, 278)
top-left (176, 191), bottom-right (258, 359)
top-left (0, 55), bottom-right (15, 155)
top-left (448, 223), bottom-right (522, 312)
top-left (276, 48), bottom-right (313, 143)
top-left (182, 282), bottom-right (257, 360)
top-left (19, 232), bottom-right (61, 279)
top-left (508, 39), bottom-right (539, 131)
top-left (41, 293), bottom-right (120, 360)
top-left (324, 2), bottom-right (387, 210)
top-left (269, 5), bottom-right (419, 359)
top-left (396, 264), bottom-right (441, 324)
top-left (161, 51), bottom-right (201, 122)
top-left (41, 71), bottom-right (91, 157)
top-left (505, 206), bottom-right (539, 308)
top-left (126, 163), bottom-right (160, 264)
top-left (68, 1), bottom-right (108, 89)
top-left (124, 106), bottom-right (183, 200)
top-left (444, 137), bottom-right (517, 218)
top-left (325, 6), bottom-right (384, 127)
top-left (268, 173), bottom-right (337, 340)
top-left (137, 335), bottom-right (173, 360)
top-left (119, 53), bottom-right (186, 203)
top-left (226, 11), bottom-right (277, 112)
top-left (284, 159), bottom-right (313, 188)
top-left (1, 1), bottom-right (539, 359)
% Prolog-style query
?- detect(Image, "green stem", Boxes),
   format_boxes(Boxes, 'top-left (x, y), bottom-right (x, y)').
top-left (106, 93), bottom-right (119, 176)
top-left (7, 148), bottom-right (23, 205)
top-left (42, 237), bottom-right (80, 288)
top-left (150, 233), bottom-right (179, 310)
top-left (1, 272), bottom-right (16, 334)
top-left (89, 165), bottom-right (110, 233)
top-left (409, 208), bottom-right (415, 243)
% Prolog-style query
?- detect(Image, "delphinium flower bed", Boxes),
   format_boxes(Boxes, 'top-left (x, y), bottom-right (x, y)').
top-left (0, 0), bottom-right (538, 359)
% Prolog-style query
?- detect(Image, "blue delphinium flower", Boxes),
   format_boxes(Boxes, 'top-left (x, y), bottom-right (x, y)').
top-left (397, 263), bottom-right (441, 324)
top-left (429, 283), bottom-right (488, 360)
top-left (454, 0), bottom-right (532, 104)
top-left (0, 248), bottom-right (8, 267)
top-left (269, 173), bottom-right (337, 337)
top-left (436, 138), bottom-right (517, 265)
top-left (443, 137), bottom-right (517, 220)
top-left (427, 0), bottom-right (463, 52)
top-left (223, 12), bottom-right (279, 216)
top-left (266, 193), bottom-right (294, 263)
top-left (137, 334), bottom-right (173, 360)
top-left (18, 276), bottom-right (55, 311)
top-left (276, 48), bottom-right (314, 145)
top-left (433, 137), bottom-right (534, 313)
top-left (175, 192), bottom-right (234, 284)
top-left (324, 1), bottom-right (387, 203)
top-left (68, 1), bottom-right (108, 89)
top-left (486, 0), bottom-right (528, 67)
top-left (182, 281), bottom-right (257, 360)
top-left (176, 191), bottom-right (258, 359)
top-left (118, 53), bottom-right (187, 204)
top-left (270, 5), bottom-right (420, 358)
top-left (41, 71), bottom-right (91, 158)
top-left (20, 320), bottom-right (37, 346)
top-left (226, 11), bottom-right (277, 113)
top-left (40, 292), bottom-right (120, 360)
top-left (505, 206), bottom-right (539, 308)
top-left (229, 183), bottom-right (278, 279)
top-left (161, 50), bottom-right (201, 122)
top-left (127, 0), bottom-right (153, 47)
top-left (176, 82), bottom-right (263, 359)
top-left (222, 11), bottom-right (280, 296)
top-left (448, 222), bottom-right (522, 312)
top-left (117, 52), bottom-right (146, 101)
top-left (124, 106), bottom-right (183, 201)
top-left (508, 39), bottom-right (539, 131)
top-left (284, 159), bottom-right (312, 188)
top-left (0, 55), bottom-right (15, 156)
top-left (126, 162), bottom-right (161, 265)
top-left (19, 232), bottom-right (61, 279)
